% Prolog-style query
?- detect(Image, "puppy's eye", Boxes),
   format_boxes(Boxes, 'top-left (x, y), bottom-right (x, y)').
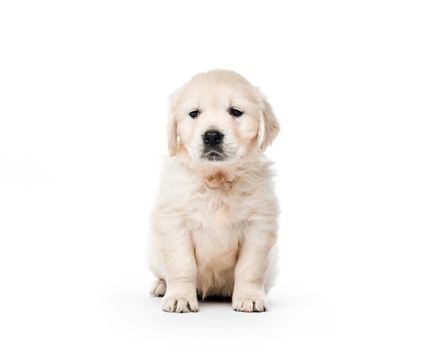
top-left (228, 107), bottom-right (244, 117)
top-left (189, 110), bottom-right (200, 119)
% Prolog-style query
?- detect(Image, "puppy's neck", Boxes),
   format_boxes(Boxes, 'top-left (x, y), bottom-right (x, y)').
top-left (175, 151), bottom-right (266, 191)
top-left (203, 170), bottom-right (235, 191)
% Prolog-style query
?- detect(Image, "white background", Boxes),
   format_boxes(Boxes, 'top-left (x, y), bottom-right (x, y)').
top-left (1, 0), bottom-right (434, 349)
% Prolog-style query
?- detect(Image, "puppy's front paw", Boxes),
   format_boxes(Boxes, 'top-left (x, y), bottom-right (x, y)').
top-left (162, 295), bottom-right (199, 313)
top-left (232, 295), bottom-right (269, 312)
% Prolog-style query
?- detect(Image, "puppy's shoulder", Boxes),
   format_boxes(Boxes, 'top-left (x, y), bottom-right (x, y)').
top-left (238, 157), bottom-right (276, 190)
top-left (156, 157), bottom-right (196, 200)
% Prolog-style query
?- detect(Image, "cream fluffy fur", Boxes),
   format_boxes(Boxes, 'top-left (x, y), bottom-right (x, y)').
top-left (148, 70), bottom-right (280, 313)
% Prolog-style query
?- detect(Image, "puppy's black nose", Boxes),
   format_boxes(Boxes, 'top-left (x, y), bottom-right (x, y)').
top-left (203, 130), bottom-right (223, 147)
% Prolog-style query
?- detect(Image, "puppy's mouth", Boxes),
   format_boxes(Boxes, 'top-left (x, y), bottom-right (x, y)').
top-left (202, 150), bottom-right (226, 161)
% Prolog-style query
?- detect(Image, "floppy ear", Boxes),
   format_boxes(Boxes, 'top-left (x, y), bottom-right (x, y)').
top-left (167, 92), bottom-right (180, 156)
top-left (167, 113), bottom-right (177, 156)
top-left (257, 96), bottom-right (280, 151)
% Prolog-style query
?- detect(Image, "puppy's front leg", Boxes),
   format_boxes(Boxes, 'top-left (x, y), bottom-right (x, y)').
top-left (233, 225), bottom-right (277, 312)
top-left (155, 218), bottom-right (198, 313)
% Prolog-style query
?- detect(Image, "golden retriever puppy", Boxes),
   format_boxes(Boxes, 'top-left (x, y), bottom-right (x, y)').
top-left (148, 69), bottom-right (279, 312)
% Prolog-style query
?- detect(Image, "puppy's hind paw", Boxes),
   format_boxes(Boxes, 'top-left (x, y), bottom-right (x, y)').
top-left (150, 279), bottom-right (166, 297)
top-left (162, 296), bottom-right (199, 313)
top-left (232, 296), bottom-right (269, 313)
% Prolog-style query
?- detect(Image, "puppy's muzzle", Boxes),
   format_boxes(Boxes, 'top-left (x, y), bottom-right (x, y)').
top-left (202, 130), bottom-right (225, 161)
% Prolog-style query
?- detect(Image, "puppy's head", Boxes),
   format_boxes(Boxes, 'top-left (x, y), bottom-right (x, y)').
top-left (167, 70), bottom-right (279, 164)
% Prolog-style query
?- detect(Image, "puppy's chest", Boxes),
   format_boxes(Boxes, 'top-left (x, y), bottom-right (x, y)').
top-left (187, 188), bottom-right (244, 261)
top-left (189, 188), bottom-right (241, 230)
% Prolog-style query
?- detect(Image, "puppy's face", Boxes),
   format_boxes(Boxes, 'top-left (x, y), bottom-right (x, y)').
top-left (168, 70), bottom-right (279, 164)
